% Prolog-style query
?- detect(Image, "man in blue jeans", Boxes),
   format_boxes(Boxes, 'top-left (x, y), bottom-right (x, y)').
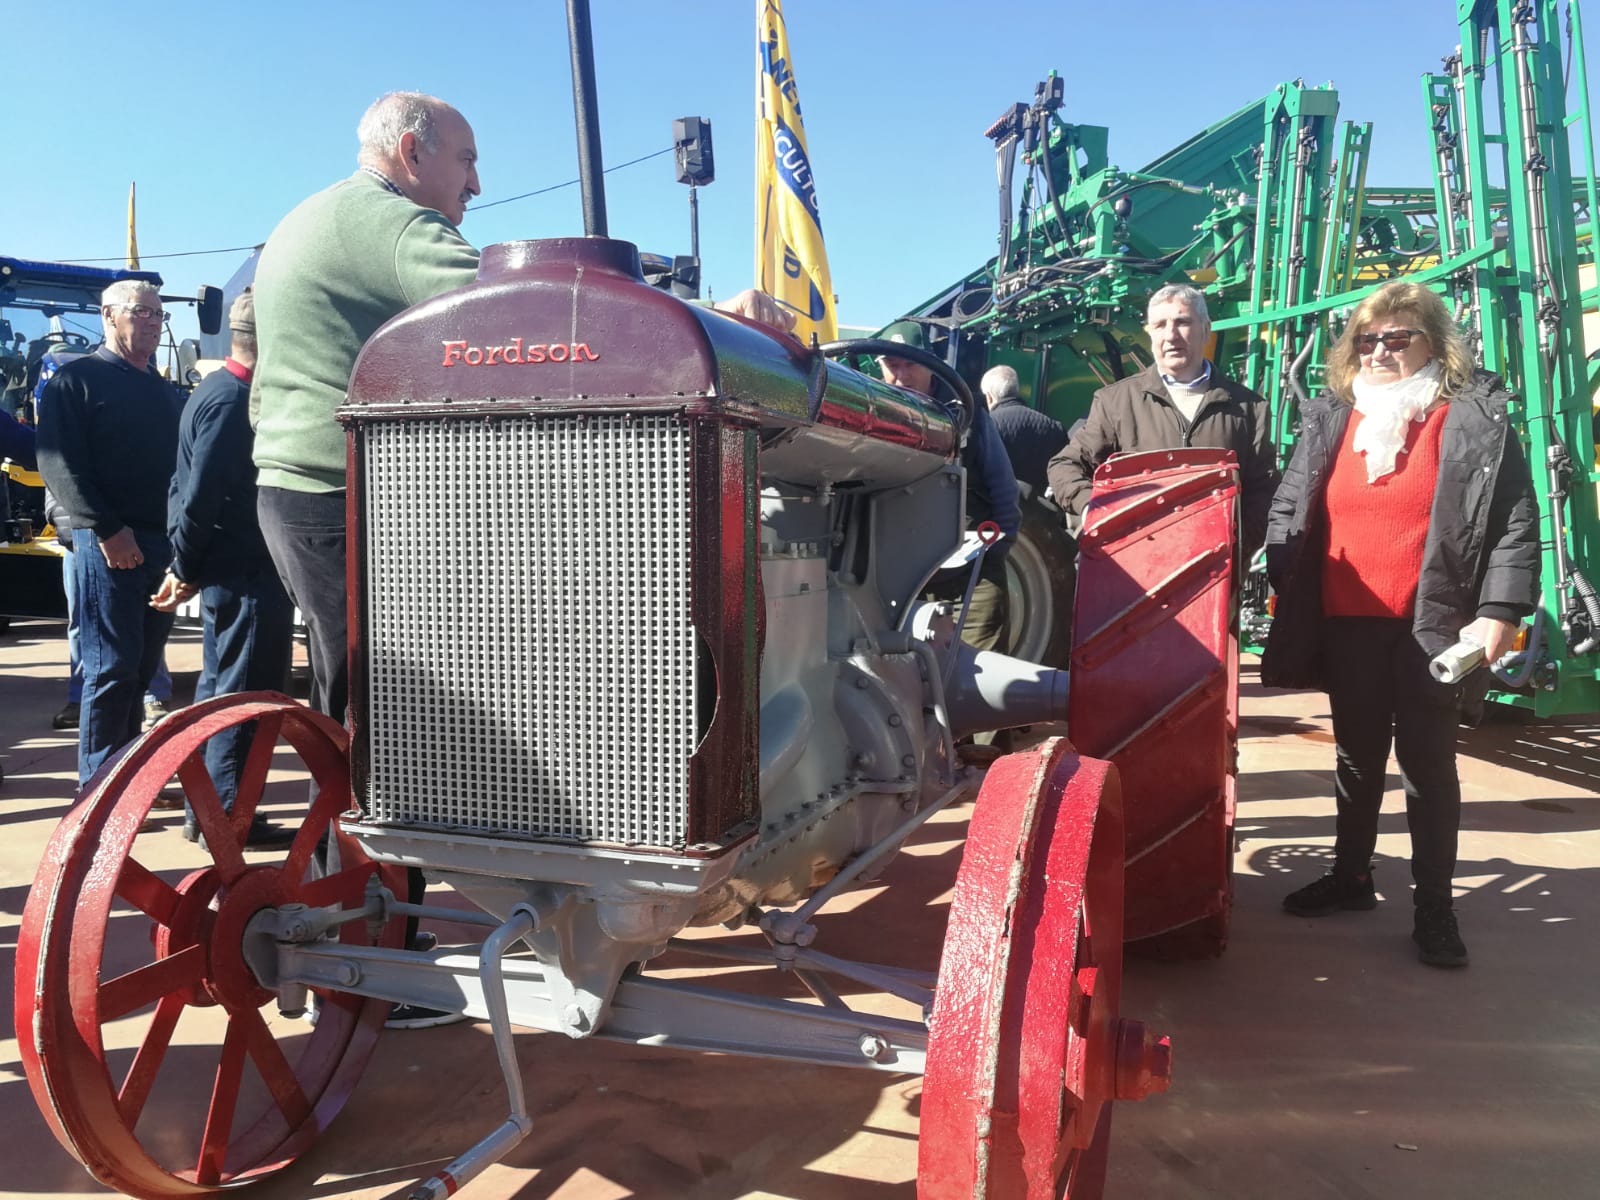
top-left (36, 280), bottom-right (179, 787)
top-left (152, 289), bottom-right (294, 848)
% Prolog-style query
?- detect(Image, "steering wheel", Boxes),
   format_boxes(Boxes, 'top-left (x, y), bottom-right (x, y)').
top-left (819, 336), bottom-right (976, 437)
top-left (28, 330), bottom-right (92, 363)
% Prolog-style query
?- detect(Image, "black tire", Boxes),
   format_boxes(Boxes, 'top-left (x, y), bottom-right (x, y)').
top-left (1004, 494), bottom-right (1077, 669)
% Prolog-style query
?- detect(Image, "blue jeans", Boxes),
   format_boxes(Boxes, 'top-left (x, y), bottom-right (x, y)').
top-left (194, 563), bottom-right (295, 811)
top-left (64, 556), bottom-right (170, 706)
top-left (72, 528), bottom-right (175, 785)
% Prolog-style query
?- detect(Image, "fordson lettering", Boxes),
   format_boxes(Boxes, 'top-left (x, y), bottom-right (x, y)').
top-left (440, 338), bottom-right (600, 367)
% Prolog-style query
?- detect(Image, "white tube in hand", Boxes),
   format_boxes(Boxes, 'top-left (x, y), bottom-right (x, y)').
top-left (1429, 637), bottom-right (1485, 684)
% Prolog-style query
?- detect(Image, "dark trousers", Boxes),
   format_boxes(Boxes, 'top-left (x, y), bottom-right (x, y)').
top-left (72, 528), bottom-right (175, 786)
top-left (1321, 616), bottom-right (1462, 908)
top-left (926, 572), bottom-right (1010, 653)
top-left (258, 486), bottom-right (347, 722)
top-left (258, 484), bottom-right (426, 937)
top-left (195, 562), bottom-right (296, 811)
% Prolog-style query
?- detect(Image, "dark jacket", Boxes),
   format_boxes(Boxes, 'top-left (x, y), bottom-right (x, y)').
top-left (989, 397), bottom-right (1066, 498)
top-left (1045, 362), bottom-right (1277, 555)
top-left (36, 349), bottom-right (180, 538)
top-left (1259, 371), bottom-right (1539, 691)
top-left (169, 362), bottom-right (272, 585)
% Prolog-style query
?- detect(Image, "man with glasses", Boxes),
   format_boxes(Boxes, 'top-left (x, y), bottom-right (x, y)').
top-left (1046, 283), bottom-right (1277, 556)
top-left (37, 279), bottom-right (181, 787)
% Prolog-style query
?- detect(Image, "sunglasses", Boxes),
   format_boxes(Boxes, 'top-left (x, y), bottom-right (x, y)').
top-left (1354, 328), bottom-right (1422, 354)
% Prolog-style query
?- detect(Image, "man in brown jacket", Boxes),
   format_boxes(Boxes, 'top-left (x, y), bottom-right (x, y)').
top-left (1045, 283), bottom-right (1277, 556)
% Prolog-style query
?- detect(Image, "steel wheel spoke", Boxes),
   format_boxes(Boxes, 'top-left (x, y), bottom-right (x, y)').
top-left (196, 1016), bottom-right (249, 1186)
top-left (116, 992), bottom-right (186, 1125)
top-left (282, 814), bottom-right (331, 882)
top-left (100, 944), bottom-right (206, 1022)
top-left (298, 864), bottom-right (375, 910)
top-left (231, 712), bottom-right (285, 823)
top-left (240, 1006), bottom-right (312, 1128)
top-left (115, 858), bottom-right (181, 926)
top-left (177, 752), bottom-right (246, 881)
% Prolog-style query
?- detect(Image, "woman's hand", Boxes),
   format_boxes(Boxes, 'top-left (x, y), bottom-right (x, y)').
top-left (1461, 616), bottom-right (1518, 662)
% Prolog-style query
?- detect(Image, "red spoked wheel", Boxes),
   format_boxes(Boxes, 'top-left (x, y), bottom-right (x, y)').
top-left (919, 737), bottom-right (1172, 1200)
top-left (14, 692), bottom-right (405, 1198)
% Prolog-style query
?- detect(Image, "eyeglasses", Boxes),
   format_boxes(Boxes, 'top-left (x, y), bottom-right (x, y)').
top-left (119, 304), bottom-right (165, 321)
top-left (1354, 328), bottom-right (1422, 355)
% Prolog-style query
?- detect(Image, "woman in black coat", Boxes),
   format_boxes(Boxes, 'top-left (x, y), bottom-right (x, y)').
top-left (1260, 281), bottom-right (1539, 968)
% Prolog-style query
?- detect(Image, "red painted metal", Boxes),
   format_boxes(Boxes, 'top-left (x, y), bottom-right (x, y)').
top-left (918, 737), bottom-right (1170, 1199)
top-left (1067, 448), bottom-right (1240, 958)
top-left (14, 693), bottom-right (406, 1198)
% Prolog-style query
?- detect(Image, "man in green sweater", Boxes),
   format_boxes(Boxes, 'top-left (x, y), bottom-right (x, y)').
top-left (253, 91), bottom-right (481, 728)
top-left (252, 91), bottom-right (482, 1031)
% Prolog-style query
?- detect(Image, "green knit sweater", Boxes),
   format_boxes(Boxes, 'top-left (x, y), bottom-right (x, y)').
top-left (251, 171), bottom-right (480, 493)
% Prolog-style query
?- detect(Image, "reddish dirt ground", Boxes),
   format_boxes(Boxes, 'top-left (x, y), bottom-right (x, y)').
top-left (3, 619), bottom-right (1597, 1199)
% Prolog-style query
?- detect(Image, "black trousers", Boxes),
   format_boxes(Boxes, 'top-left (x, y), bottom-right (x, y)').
top-left (1320, 616), bottom-right (1462, 907)
top-left (257, 486), bottom-right (348, 723)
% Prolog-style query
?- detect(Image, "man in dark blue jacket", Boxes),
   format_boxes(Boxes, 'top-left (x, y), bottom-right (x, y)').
top-left (152, 289), bottom-right (294, 848)
top-left (38, 281), bottom-right (180, 786)
top-left (981, 363), bottom-right (1066, 499)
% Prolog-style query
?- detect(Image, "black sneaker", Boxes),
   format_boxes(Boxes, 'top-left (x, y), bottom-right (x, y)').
top-left (1283, 870), bottom-right (1377, 917)
top-left (52, 702), bottom-right (80, 731)
top-left (180, 816), bottom-right (296, 851)
top-left (384, 1003), bottom-right (468, 1030)
top-left (1413, 903), bottom-right (1469, 968)
top-left (243, 818), bottom-right (297, 850)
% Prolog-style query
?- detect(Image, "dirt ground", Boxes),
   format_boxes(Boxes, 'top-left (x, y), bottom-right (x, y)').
top-left (2, 617), bottom-right (1597, 1199)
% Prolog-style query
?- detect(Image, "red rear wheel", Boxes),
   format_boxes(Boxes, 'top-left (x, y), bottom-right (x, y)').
top-left (14, 692), bottom-right (405, 1197)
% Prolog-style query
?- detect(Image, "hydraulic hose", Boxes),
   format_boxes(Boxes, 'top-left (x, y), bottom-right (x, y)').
top-left (1570, 568), bottom-right (1600, 656)
top-left (1489, 602), bottom-right (1545, 688)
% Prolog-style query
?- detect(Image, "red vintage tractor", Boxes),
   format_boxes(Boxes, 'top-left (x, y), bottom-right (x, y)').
top-left (13, 236), bottom-right (1237, 1199)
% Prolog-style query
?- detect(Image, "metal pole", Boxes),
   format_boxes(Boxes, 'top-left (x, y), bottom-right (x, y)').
top-left (689, 182), bottom-right (700, 263)
top-left (565, 0), bottom-right (609, 237)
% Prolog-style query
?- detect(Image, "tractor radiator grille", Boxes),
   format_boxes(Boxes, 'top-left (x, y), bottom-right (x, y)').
top-left (359, 413), bottom-right (697, 846)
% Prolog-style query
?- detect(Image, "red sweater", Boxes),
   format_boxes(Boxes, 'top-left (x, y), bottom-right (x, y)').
top-left (1321, 404), bottom-right (1448, 618)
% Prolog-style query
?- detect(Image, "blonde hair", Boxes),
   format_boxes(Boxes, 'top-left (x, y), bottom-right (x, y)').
top-left (1325, 281), bottom-right (1475, 403)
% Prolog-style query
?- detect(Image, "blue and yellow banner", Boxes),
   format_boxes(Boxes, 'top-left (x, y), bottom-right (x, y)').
top-left (756, 0), bottom-right (837, 343)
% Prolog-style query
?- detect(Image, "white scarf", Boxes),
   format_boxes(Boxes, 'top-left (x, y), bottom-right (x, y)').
top-left (1349, 359), bottom-right (1443, 483)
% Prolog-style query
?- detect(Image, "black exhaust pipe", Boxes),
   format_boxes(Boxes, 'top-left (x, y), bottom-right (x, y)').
top-left (566, 0), bottom-right (609, 237)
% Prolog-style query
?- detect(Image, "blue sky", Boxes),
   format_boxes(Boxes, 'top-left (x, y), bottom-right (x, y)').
top-left (7, 0), bottom-right (1596, 340)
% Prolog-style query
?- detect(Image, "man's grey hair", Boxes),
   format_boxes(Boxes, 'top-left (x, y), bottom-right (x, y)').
top-left (100, 278), bottom-right (161, 310)
top-left (1146, 283), bottom-right (1210, 324)
top-left (229, 287), bottom-right (257, 356)
top-left (357, 91), bottom-right (451, 164)
top-left (981, 363), bottom-right (1020, 405)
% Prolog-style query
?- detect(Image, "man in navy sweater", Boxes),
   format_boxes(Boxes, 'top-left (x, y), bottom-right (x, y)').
top-left (37, 281), bottom-right (179, 786)
top-left (981, 363), bottom-right (1066, 499)
top-left (152, 290), bottom-right (294, 848)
